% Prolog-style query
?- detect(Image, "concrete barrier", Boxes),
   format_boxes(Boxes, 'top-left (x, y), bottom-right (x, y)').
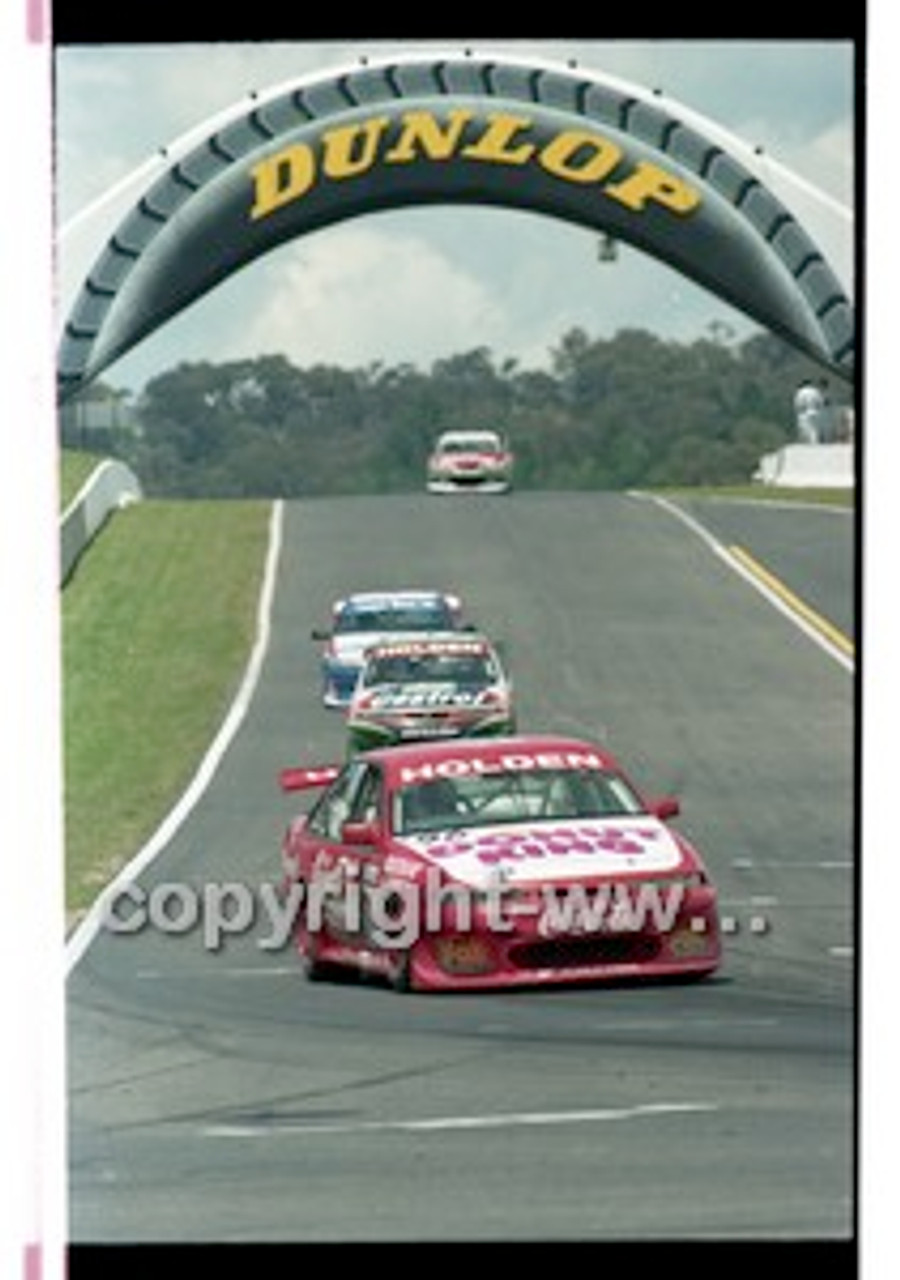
top-left (60, 459), bottom-right (142, 584)
top-left (754, 443), bottom-right (854, 489)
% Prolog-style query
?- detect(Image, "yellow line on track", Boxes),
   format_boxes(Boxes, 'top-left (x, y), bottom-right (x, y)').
top-left (728, 544), bottom-right (855, 660)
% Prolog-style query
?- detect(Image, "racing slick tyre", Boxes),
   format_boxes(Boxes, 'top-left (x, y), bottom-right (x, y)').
top-left (300, 931), bottom-right (335, 983)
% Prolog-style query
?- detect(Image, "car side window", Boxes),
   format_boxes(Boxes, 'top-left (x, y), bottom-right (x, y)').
top-left (307, 760), bottom-right (368, 841)
top-left (347, 765), bottom-right (383, 827)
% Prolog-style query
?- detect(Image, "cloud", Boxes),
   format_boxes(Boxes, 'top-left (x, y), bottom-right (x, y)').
top-left (54, 43), bottom-right (333, 220)
top-left (102, 210), bottom-right (757, 391)
top-left (230, 222), bottom-right (510, 370)
top-left (794, 121), bottom-right (855, 205)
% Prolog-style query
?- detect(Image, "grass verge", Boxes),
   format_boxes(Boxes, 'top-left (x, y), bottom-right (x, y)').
top-left (63, 498), bottom-right (271, 918)
top-left (650, 484), bottom-right (854, 508)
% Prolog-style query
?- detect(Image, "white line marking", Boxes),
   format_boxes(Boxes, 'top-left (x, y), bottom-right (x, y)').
top-left (205, 1101), bottom-right (719, 1139)
top-left (217, 966), bottom-right (298, 977)
top-left (719, 896), bottom-right (780, 906)
top-left (828, 945), bottom-right (854, 958)
top-left (631, 492), bottom-right (853, 673)
top-left (133, 966), bottom-right (297, 979)
top-left (65, 500), bottom-right (285, 975)
top-left (731, 860), bottom-right (853, 870)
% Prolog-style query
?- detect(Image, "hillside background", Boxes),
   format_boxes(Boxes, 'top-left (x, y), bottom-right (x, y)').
top-left (59, 328), bottom-right (851, 497)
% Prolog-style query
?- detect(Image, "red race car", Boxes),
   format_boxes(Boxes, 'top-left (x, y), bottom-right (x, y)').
top-left (279, 735), bottom-right (721, 992)
top-left (426, 430), bottom-right (513, 493)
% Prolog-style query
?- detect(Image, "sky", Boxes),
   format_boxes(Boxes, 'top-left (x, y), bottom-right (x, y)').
top-left (54, 39), bottom-right (856, 393)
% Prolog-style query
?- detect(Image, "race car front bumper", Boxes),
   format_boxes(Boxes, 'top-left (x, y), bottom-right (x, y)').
top-left (403, 883), bottom-right (721, 991)
top-left (347, 711), bottom-right (516, 752)
top-left (427, 476), bottom-right (511, 494)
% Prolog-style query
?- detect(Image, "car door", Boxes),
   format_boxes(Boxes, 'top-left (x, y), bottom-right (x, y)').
top-left (339, 762), bottom-right (392, 946)
top-left (302, 758), bottom-right (372, 942)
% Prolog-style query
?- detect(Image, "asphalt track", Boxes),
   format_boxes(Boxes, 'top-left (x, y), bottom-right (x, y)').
top-left (67, 491), bottom-right (856, 1245)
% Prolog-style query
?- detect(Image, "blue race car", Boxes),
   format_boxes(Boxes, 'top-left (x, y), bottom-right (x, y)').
top-left (311, 590), bottom-right (465, 708)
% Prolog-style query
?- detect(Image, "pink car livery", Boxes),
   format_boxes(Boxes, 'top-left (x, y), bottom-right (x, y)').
top-left (279, 734), bottom-right (721, 992)
top-left (427, 430), bottom-right (513, 493)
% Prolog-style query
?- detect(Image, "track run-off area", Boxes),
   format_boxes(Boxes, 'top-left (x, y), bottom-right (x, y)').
top-left (66, 490), bottom-right (855, 1243)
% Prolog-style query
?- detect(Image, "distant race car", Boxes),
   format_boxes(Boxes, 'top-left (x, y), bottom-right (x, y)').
top-left (345, 634), bottom-right (515, 753)
top-left (311, 590), bottom-right (465, 708)
top-left (278, 734), bottom-right (721, 992)
top-left (427, 430), bottom-right (513, 493)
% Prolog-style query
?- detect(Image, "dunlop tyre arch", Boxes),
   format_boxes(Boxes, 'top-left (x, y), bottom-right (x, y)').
top-left (58, 53), bottom-right (854, 399)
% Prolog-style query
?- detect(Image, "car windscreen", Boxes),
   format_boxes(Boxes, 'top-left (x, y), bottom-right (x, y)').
top-left (364, 653), bottom-right (493, 686)
top-left (393, 767), bottom-right (644, 835)
top-left (440, 437), bottom-right (499, 453)
top-left (335, 603), bottom-right (453, 634)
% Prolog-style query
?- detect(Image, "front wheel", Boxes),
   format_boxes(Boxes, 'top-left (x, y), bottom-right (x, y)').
top-left (301, 933), bottom-right (334, 982)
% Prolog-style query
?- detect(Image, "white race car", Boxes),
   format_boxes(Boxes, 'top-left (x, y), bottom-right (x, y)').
top-left (311, 590), bottom-right (465, 708)
top-left (427, 430), bottom-right (513, 493)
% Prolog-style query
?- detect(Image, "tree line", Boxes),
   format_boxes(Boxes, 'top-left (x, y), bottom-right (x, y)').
top-left (60, 327), bottom-right (847, 498)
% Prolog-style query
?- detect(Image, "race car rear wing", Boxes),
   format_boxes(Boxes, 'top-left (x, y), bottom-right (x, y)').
top-left (279, 765), bottom-right (341, 792)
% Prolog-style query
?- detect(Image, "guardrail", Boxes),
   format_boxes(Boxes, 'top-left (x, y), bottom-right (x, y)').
top-left (60, 459), bottom-right (142, 585)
